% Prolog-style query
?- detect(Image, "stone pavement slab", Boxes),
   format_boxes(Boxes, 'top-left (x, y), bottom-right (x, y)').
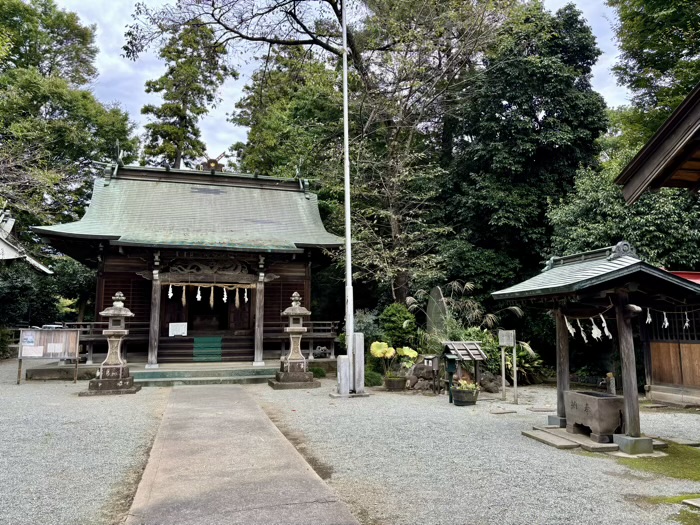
top-left (125, 385), bottom-right (359, 525)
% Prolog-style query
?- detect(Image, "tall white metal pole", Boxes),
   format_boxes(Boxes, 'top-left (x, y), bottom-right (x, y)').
top-left (342, 0), bottom-right (354, 367)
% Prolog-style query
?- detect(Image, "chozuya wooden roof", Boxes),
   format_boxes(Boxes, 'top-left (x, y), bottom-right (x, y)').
top-left (615, 82), bottom-right (700, 203)
top-left (32, 165), bottom-right (343, 258)
top-left (491, 242), bottom-right (700, 306)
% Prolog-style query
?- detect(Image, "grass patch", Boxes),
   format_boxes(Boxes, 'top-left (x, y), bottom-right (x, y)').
top-left (648, 494), bottom-right (700, 505)
top-left (675, 508), bottom-right (700, 525)
top-left (618, 443), bottom-right (700, 482)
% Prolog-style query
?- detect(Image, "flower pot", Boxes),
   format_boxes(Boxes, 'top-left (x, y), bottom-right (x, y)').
top-left (451, 388), bottom-right (478, 406)
top-left (385, 376), bottom-right (407, 391)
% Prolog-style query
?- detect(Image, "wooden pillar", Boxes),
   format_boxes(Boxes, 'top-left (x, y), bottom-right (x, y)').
top-left (253, 273), bottom-right (265, 366)
top-left (147, 268), bottom-right (161, 368)
top-left (555, 309), bottom-right (570, 421)
top-left (615, 291), bottom-right (641, 437)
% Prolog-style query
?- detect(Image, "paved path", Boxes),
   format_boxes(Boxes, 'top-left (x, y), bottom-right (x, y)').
top-left (125, 385), bottom-right (358, 525)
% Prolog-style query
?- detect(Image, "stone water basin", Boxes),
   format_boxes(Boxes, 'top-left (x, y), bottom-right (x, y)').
top-left (564, 390), bottom-right (624, 443)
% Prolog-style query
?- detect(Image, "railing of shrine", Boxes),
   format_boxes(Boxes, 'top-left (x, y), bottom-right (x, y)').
top-left (63, 321), bottom-right (151, 340)
top-left (263, 321), bottom-right (339, 336)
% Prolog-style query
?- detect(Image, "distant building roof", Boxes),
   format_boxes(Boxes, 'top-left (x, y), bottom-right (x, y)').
top-left (492, 242), bottom-right (700, 302)
top-left (0, 211), bottom-right (53, 274)
top-left (32, 165), bottom-right (343, 257)
top-left (670, 271), bottom-right (700, 285)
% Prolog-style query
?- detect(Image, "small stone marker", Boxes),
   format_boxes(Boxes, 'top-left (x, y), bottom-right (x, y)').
top-left (490, 408), bottom-right (517, 415)
top-left (527, 406), bottom-right (555, 413)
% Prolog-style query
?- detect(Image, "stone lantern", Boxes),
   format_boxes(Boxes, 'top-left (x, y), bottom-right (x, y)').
top-left (80, 292), bottom-right (141, 396)
top-left (268, 292), bottom-right (320, 389)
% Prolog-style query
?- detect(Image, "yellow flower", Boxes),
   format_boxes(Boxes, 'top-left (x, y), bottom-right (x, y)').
top-left (370, 341), bottom-right (389, 358)
top-left (385, 347), bottom-right (396, 359)
top-left (397, 347), bottom-right (417, 359)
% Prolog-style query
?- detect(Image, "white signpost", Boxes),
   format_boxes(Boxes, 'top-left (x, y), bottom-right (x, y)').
top-left (498, 330), bottom-right (517, 404)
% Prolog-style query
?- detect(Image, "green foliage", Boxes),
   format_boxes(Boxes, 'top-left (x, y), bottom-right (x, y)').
top-left (379, 303), bottom-right (417, 348)
top-left (354, 309), bottom-right (384, 350)
top-left (608, 0), bottom-right (700, 140)
top-left (0, 68), bottom-right (137, 231)
top-left (52, 257), bottom-right (96, 321)
top-left (309, 367), bottom-right (327, 379)
top-left (548, 119), bottom-right (700, 269)
top-left (0, 261), bottom-right (58, 327)
top-left (364, 369), bottom-right (384, 387)
top-left (141, 20), bottom-right (234, 169)
top-left (0, 0), bottom-right (98, 85)
top-left (232, 47), bottom-right (341, 178)
top-left (446, 2), bottom-right (608, 292)
top-left (0, 327), bottom-right (13, 359)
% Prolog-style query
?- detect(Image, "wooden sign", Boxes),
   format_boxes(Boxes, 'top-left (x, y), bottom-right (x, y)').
top-left (19, 329), bottom-right (79, 359)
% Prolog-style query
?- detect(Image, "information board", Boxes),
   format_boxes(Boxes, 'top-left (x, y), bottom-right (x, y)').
top-left (498, 330), bottom-right (516, 347)
top-left (169, 323), bottom-right (188, 337)
top-left (19, 329), bottom-right (80, 359)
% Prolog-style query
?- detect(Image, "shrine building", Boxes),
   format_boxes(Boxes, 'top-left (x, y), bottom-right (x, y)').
top-left (32, 164), bottom-right (343, 367)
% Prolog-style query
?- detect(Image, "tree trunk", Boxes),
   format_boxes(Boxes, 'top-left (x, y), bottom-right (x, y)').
top-left (77, 301), bottom-right (86, 323)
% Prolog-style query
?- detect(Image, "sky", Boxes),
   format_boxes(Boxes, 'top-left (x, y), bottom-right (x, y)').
top-left (56, 0), bottom-right (630, 159)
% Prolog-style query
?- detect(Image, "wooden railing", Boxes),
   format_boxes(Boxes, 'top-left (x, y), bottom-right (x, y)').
top-left (263, 321), bottom-right (339, 337)
top-left (62, 322), bottom-right (151, 340)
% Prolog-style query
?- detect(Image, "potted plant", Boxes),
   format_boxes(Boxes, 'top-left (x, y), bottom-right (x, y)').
top-left (370, 341), bottom-right (418, 391)
top-left (451, 379), bottom-right (480, 406)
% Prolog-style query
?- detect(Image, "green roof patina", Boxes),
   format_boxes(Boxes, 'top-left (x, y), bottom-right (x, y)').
top-left (492, 242), bottom-right (700, 301)
top-left (32, 166), bottom-right (343, 253)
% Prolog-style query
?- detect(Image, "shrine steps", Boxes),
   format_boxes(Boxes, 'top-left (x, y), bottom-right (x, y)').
top-left (157, 336), bottom-right (254, 363)
top-left (132, 365), bottom-right (278, 387)
top-left (523, 426), bottom-right (669, 453)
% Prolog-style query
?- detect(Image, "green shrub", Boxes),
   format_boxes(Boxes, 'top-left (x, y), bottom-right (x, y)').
top-left (309, 367), bottom-right (326, 378)
top-left (355, 309), bottom-right (384, 349)
top-left (0, 328), bottom-right (13, 359)
top-left (379, 303), bottom-right (417, 347)
top-left (364, 369), bottom-right (383, 387)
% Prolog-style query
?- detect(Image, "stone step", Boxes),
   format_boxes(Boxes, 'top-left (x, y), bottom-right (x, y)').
top-left (131, 367), bottom-right (278, 380)
top-left (663, 438), bottom-right (700, 447)
top-left (134, 375), bottom-right (274, 387)
top-left (522, 430), bottom-right (580, 449)
top-left (535, 427), bottom-right (619, 452)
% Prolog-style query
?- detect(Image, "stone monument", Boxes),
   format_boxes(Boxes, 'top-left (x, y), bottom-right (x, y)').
top-left (80, 292), bottom-right (141, 396)
top-left (268, 292), bottom-right (321, 390)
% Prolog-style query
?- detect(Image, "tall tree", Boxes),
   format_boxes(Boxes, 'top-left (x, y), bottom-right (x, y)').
top-left (140, 21), bottom-right (234, 169)
top-left (0, 0), bottom-right (98, 85)
top-left (608, 0), bottom-right (700, 139)
top-left (443, 2), bottom-right (607, 290)
top-left (125, 0), bottom-right (511, 304)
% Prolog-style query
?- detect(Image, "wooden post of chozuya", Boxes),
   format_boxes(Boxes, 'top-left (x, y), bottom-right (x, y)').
top-left (615, 291), bottom-right (642, 437)
top-left (254, 272), bottom-right (265, 366)
top-left (147, 262), bottom-right (161, 369)
top-left (552, 309), bottom-right (569, 427)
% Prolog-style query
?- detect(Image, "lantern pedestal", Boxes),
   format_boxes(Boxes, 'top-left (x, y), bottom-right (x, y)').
top-left (80, 292), bottom-right (141, 396)
top-left (268, 292), bottom-right (321, 390)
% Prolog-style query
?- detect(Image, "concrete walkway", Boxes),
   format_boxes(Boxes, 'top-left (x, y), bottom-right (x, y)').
top-left (125, 385), bottom-right (358, 525)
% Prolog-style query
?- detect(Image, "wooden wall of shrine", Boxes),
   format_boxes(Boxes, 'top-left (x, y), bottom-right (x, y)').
top-left (96, 252), bottom-right (312, 329)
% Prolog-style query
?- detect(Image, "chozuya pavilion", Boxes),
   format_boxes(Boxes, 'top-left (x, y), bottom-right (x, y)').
top-left (32, 163), bottom-right (343, 368)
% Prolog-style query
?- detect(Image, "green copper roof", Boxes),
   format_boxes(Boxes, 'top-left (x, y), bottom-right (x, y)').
top-left (492, 243), bottom-right (700, 301)
top-left (32, 168), bottom-right (343, 253)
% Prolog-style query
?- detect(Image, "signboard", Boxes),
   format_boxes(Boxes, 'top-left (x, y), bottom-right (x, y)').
top-left (19, 329), bottom-right (79, 359)
top-left (17, 329), bottom-right (80, 385)
top-left (169, 323), bottom-right (188, 337)
top-left (498, 330), bottom-right (516, 347)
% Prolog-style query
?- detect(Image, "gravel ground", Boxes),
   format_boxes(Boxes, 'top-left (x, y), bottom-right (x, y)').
top-left (249, 380), bottom-right (700, 525)
top-left (0, 359), bottom-right (169, 525)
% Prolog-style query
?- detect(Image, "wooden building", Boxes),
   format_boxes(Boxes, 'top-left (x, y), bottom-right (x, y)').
top-left (32, 165), bottom-right (343, 367)
top-left (615, 83), bottom-right (700, 405)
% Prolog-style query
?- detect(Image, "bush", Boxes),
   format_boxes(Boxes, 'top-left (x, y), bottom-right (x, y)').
top-left (0, 328), bottom-right (13, 359)
top-left (354, 309), bottom-right (384, 349)
top-left (364, 369), bottom-right (383, 387)
top-left (379, 303), bottom-right (417, 348)
top-left (309, 366), bottom-right (326, 378)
